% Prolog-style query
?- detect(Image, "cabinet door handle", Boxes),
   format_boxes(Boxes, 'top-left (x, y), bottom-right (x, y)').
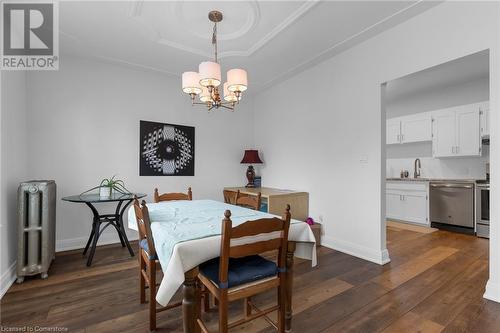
top-left (397, 134), bottom-right (400, 142)
top-left (401, 134), bottom-right (404, 142)
top-left (456, 146), bottom-right (459, 154)
top-left (452, 146), bottom-right (455, 154)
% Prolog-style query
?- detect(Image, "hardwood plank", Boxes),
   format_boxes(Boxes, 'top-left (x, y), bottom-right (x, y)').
top-left (381, 311), bottom-right (444, 333)
top-left (387, 220), bottom-right (438, 234)
top-left (410, 257), bottom-right (489, 327)
top-left (372, 246), bottom-right (458, 290)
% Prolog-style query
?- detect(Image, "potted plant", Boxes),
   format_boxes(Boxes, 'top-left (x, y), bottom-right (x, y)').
top-left (80, 175), bottom-right (131, 198)
top-left (99, 175), bottom-right (130, 197)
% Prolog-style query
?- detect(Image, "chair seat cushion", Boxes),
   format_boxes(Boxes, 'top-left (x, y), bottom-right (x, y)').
top-left (140, 239), bottom-right (157, 260)
top-left (200, 255), bottom-right (277, 289)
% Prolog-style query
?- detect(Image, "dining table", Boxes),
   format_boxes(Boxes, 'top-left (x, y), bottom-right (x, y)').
top-left (127, 199), bottom-right (317, 332)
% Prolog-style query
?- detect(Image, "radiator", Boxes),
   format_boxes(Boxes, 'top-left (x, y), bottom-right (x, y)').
top-left (17, 180), bottom-right (56, 283)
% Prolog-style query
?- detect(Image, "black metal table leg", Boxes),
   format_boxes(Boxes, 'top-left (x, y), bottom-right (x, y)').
top-left (83, 224), bottom-right (95, 256)
top-left (85, 202), bottom-right (101, 266)
top-left (87, 217), bottom-right (100, 266)
top-left (114, 200), bottom-right (126, 247)
top-left (118, 199), bottom-right (135, 257)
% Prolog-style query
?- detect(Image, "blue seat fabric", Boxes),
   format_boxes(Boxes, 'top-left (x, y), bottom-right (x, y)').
top-left (140, 239), bottom-right (158, 260)
top-left (200, 255), bottom-right (277, 289)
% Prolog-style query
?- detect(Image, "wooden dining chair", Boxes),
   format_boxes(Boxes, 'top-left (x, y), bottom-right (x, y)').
top-left (223, 190), bottom-right (236, 204)
top-left (154, 187), bottom-right (192, 203)
top-left (196, 205), bottom-right (291, 333)
top-left (133, 198), bottom-right (182, 331)
top-left (235, 190), bottom-right (262, 211)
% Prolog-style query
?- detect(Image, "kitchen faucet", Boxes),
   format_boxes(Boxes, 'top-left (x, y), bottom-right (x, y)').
top-left (414, 158), bottom-right (421, 178)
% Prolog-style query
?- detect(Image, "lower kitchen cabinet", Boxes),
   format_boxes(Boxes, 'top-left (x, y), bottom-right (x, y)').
top-left (386, 182), bottom-right (429, 226)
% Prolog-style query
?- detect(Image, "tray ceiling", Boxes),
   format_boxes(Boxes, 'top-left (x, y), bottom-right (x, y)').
top-left (59, 1), bottom-right (441, 92)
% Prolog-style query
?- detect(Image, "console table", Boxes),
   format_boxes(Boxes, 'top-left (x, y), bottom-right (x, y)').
top-left (223, 187), bottom-right (309, 221)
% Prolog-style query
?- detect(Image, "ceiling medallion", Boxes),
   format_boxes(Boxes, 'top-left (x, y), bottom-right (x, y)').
top-left (181, 10), bottom-right (248, 111)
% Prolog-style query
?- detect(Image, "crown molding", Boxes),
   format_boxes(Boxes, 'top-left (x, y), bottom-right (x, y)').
top-left (128, 0), bottom-right (319, 59)
top-left (61, 51), bottom-right (180, 78)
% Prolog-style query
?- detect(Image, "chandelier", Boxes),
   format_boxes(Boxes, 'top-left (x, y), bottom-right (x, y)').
top-left (181, 11), bottom-right (248, 111)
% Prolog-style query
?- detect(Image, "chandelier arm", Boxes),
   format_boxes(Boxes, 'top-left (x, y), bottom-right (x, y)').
top-left (220, 104), bottom-right (234, 111)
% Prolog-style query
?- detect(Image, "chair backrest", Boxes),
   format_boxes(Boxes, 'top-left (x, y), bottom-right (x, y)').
top-left (218, 205), bottom-right (291, 286)
top-left (235, 190), bottom-right (261, 211)
top-left (223, 190), bottom-right (236, 204)
top-left (133, 197), bottom-right (156, 258)
top-left (154, 187), bottom-right (192, 203)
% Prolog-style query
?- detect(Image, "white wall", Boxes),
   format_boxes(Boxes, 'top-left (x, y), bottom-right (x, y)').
top-left (253, 1), bottom-right (499, 272)
top-left (1, 71), bottom-right (28, 297)
top-left (486, 0), bottom-right (500, 304)
top-left (26, 56), bottom-right (254, 251)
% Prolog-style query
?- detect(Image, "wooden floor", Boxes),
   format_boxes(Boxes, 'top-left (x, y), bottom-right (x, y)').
top-left (2, 225), bottom-right (500, 332)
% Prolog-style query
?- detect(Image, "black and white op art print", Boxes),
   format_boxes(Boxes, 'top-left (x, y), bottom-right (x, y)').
top-left (140, 120), bottom-right (195, 176)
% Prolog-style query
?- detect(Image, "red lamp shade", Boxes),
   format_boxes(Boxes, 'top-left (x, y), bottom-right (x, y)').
top-left (240, 150), bottom-right (263, 164)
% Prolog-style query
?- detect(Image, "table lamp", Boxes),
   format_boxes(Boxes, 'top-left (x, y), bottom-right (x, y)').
top-left (240, 150), bottom-right (263, 187)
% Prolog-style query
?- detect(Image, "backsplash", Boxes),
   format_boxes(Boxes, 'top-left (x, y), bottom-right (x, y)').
top-left (387, 155), bottom-right (489, 179)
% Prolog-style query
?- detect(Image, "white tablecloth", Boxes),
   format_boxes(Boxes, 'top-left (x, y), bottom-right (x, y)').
top-left (128, 199), bottom-right (317, 306)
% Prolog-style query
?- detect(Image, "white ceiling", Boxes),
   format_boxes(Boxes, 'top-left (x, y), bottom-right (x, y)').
top-left (59, 1), bottom-right (442, 92)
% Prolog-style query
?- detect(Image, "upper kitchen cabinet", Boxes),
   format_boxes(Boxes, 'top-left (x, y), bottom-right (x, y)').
top-left (432, 103), bottom-right (481, 158)
top-left (386, 113), bottom-right (432, 145)
top-left (479, 101), bottom-right (490, 138)
top-left (432, 109), bottom-right (457, 157)
top-left (401, 113), bottom-right (432, 143)
top-left (387, 118), bottom-right (401, 144)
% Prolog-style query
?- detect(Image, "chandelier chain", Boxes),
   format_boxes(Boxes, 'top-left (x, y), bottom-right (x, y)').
top-left (212, 22), bottom-right (218, 63)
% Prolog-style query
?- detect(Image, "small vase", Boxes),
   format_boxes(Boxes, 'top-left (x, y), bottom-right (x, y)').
top-left (99, 186), bottom-right (111, 198)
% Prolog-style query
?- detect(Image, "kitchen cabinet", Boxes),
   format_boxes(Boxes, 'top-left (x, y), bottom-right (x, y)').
top-left (386, 118), bottom-right (401, 145)
top-left (432, 109), bottom-right (456, 157)
top-left (386, 113), bottom-right (431, 145)
top-left (401, 113), bottom-right (432, 143)
top-left (432, 104), bottom-right (481, 158)
top-left (456, 106), bottom-right (481, 156)
top-left (480, 102), bottom-right (490, 138)
top-left (386, 182), bottom-right (429, 226)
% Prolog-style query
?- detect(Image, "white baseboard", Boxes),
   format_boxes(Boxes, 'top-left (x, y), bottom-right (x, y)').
top-left (484, 280), bottom-right (500, 303)
top-left (56, 230), bottom-right (139, 252)
top-left (322, 234), bottom-right (391, 265)
top-left (1, 261), bottom-right (17, 299)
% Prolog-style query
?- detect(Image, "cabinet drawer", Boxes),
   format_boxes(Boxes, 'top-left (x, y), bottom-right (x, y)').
top-left (387, 181), bottom-right (428, 192)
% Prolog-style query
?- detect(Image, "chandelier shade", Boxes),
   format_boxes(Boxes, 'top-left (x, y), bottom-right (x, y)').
top-left (182, 72), bottom-right (202, 95)
top-left (223, 82), bottom-right (238, 102)
top-left (227, 68), bottom-right (248, 92)
top-left (199, 86), bottom-right (212, 103)
top-left (199, 61), bottom-right (221, 87)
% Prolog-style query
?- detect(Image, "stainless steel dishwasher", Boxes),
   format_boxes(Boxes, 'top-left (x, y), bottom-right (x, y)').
top-left (430, 181), bottom-right (474, 229)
